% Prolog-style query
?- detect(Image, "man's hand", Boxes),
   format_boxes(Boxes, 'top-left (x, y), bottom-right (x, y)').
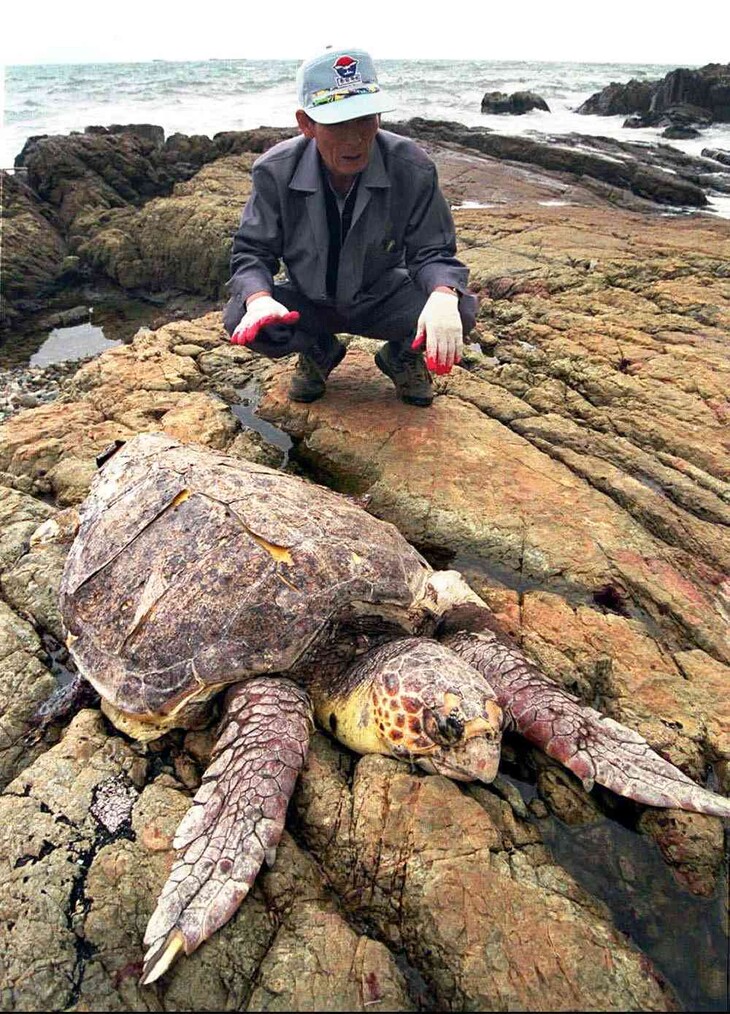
top-left (411, 289), bottom-right (462, 374)
top-left (231, 295), bottom-right (300, 346)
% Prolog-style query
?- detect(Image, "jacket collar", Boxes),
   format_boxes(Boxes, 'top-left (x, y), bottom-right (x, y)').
top-left (289, 133), bottom-right (391, 192)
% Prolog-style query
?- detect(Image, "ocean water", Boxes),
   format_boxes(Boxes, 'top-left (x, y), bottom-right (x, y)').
top-left (5, 58), bottom-right (730, 169)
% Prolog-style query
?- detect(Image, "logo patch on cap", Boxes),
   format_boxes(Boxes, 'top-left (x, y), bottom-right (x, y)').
top-left (333, 55), bottom-right (362, 86)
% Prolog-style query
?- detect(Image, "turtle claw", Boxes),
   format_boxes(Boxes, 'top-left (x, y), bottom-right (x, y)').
top-left (140, 928), bottom-right (185, 986)
top-left (139, 678), bottom-right (311, 984)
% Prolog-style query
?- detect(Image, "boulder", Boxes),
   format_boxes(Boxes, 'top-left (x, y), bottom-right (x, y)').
top-left (626, 103), bottom-right (714, 131)
top-left (651, 65), bottom-right (730, 121)
top-left (90, 123), bottom-right (166, 147)
top-left (15, 130), bottom-right (175, 232)
top-left (577, 78), bottom-right (657, 116)
top-left (0, 171), bottom-right (67, 328)
top-left (162, 131), bottom-right (219, 174)
top-left (212, 126), bottom-right (298, 155)
top-left (702, 146), bottom-right (730, 166)
top-left (578, 63), bottom-right (730, 126)
top-left (663, 125), bottom-right (702, 139)
top-left (75, 154), bottom-right (255, 296)
top-left (481, 90), bottom-right (550, 114)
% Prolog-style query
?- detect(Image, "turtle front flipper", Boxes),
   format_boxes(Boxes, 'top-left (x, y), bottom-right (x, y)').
top-left (140, 677), bottom-right (311, 985)
top-left (446, 630), bottom-right (730, 818)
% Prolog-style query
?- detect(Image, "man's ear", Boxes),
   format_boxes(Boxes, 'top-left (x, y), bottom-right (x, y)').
top-left (296, 109), bottom-right (316, 138)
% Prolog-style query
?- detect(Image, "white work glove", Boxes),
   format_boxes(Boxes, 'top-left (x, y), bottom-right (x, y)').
top-left (411, 290), bottom-right (462, 374)
top-left (230, 295), bottom-right (300, 346)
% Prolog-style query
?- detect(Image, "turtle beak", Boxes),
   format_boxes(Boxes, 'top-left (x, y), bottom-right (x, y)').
top-left (417, 734), bottom-right (502, 783)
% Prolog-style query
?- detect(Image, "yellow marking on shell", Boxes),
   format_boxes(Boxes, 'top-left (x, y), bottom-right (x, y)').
top-left (163, 671), bottom-right (235, 720)
top-left (102, 667), bottom-right (230, 740)
top-left (101, 699), bottom-right (174, 742)
top-left (249, 530), bottom-right (293, 565)
top-left (169, 489), bottom-right (191, 509)
top-left (66, 633), bottom-right (78, 649)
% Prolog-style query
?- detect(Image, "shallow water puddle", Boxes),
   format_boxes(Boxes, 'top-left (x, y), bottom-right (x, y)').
top-left (231, 381), bottom-right (293, 469)
top-left (30, 322), bottom-right (122, 366)
top-left (499, 769), bottom-right (729, 1012)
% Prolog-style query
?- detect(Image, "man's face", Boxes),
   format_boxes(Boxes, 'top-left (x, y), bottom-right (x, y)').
top-left (296, 111), bottom-right (379, 180)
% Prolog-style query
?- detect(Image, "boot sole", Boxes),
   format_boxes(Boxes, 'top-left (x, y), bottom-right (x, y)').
top-left (374, 349), bottom-right (434, 407)
top-left (289, 386), bottom-right (325, 403)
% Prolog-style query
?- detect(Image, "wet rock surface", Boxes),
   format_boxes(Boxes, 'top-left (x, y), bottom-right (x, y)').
top-left (0, 129), bottom-right (728, 1010)
top-left (388, 118), bottom-right (715, 207)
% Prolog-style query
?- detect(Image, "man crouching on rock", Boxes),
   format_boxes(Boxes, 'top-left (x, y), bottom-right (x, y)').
top-left (223, 46), bottom-right (478, 407)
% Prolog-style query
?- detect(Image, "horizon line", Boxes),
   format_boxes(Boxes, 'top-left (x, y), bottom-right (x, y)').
top-left (6, 55), bottom-right (713, 70)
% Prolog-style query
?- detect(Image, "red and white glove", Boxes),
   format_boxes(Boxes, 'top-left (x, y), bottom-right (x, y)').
top-left (230, 296), bottom-right (300, 346)
top-left (411, 290), bottom-right (462, 375)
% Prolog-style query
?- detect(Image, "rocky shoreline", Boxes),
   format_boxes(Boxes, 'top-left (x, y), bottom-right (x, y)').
top-left (3, 117), bottom-right (730, 339)
top-left (0, 121), bottom-right (729, 1011)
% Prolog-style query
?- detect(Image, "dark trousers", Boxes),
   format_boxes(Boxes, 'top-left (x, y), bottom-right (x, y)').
top-left (223, 279), bottom-right (478, 358)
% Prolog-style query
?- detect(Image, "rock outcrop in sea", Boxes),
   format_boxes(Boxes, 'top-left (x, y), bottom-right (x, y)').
top-left (577, 62), bottom-right (730, 136)
top-left (480, 90), bottom-right (550, 114)
top-left (0, 121), bottom-right (728, 1012)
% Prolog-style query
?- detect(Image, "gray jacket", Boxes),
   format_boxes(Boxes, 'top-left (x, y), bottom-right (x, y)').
top-left (228, 130), bottom-right (470, 312)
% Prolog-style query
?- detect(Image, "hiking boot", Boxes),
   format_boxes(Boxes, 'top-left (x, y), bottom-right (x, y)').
top-left (374, 343), bottom-right (434, 407)
top-left (289, 335), bottom-right (346, 403)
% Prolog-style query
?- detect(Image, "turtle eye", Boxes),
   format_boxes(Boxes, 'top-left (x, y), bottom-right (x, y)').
top-left (423, 706), bottom-right (466, 746)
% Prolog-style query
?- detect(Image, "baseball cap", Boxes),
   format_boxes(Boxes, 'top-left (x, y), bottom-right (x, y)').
top-left (296, 47), bottom-right (395, 124)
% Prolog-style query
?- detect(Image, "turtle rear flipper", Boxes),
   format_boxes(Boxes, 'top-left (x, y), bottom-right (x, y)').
top-left (140, 677), bottom-right (311, 985)
top-left (447, 631), bottom-right (730, 819)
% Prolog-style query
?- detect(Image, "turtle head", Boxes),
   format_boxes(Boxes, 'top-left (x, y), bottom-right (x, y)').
top-left (372, 674), bottom-right (503, 784)
top-left (321, 639), bottom-right (504, 785)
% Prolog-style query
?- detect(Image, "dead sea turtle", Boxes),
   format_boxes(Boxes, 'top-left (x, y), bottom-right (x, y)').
top-left (42, 432), bottom-right (730, 985)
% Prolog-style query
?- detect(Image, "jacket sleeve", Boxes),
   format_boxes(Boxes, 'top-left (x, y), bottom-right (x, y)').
top-left (227, 162), bottom-right (283, 305)
top-left (404, 164), bottom-right (469, 294)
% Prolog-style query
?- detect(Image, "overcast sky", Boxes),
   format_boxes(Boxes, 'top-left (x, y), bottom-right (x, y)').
top-left (3, 0), bottom-right (728, 66)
